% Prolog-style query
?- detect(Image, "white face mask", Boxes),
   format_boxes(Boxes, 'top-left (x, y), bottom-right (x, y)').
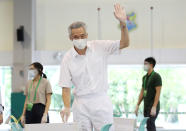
top-left (72, 39), bottom-right (87, 49)
top-left (28, 69), bottom-right (38, 80)
top-left (144, 64), bottom-right (150, 72)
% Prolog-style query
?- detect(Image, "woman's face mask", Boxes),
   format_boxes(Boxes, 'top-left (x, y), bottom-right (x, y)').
top-left (28, 69), bottom-right (38, 80)
top-left (72, 39), bottom-right (87, 49)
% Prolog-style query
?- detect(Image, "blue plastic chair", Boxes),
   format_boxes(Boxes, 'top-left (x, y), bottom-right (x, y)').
top-left (101, 124), bottom-right (112, 131)
top-left (10, 115), bottom-right (24, 131)
top-left (11, 123), bottom-right (23, 131)
top-left (138, 117), bottom-right (149, 131)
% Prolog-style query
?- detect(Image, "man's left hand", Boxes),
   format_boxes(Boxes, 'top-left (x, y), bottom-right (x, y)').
top-left (150, 106), bottom-right (156, 116)
top-left (114, 3), bottom-right (127, 23)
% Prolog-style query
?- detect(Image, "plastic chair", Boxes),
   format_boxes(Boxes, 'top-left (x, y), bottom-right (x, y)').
top-left (6, 115), bottom-right (23, 131)
top-left (101, 124), bottom-right (112, 131)
top-left (138, 117), bottom-right (149, 131)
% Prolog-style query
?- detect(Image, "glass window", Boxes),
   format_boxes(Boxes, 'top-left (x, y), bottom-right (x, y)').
top-left (44, 66), bottom-right (74, 123)
top-left (0, 67), bottom-right (11, 119)
top-left (44, 66), bottom-right (62, 110)
top-left (108, 65), bottom-right (186, 129)
top-left (44, 65), bottom-right (186, 129)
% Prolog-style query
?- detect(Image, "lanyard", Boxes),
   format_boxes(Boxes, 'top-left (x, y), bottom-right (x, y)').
top-left (143, 71), bottom-right (155, 90)
top-left (28, 77), bottom-right (42, 103)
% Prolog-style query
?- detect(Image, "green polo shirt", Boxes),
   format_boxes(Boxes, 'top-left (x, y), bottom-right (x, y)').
top-left (142, 71), bottom-right (162, 111)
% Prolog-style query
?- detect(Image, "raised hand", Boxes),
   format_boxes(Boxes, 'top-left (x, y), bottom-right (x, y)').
top-left (114, 3), bottom-right (127, 23)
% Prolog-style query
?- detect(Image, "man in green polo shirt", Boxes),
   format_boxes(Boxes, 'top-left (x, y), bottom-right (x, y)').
top-left (135, 57), bottom-right (162, 131)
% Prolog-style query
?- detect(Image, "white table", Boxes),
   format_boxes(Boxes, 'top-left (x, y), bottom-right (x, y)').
top-left (25, 123), bottom-right (80, 131)
top-left (0, 124), bottom-right (11, 131)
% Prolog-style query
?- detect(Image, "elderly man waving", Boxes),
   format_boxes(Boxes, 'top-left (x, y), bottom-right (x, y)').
top-left (59, 3), bottom-right (129, 131)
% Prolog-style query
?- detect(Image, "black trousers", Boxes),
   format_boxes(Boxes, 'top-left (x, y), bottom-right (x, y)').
top-left (144, 108), bottom-right (159, 131)
top-left (26, 103), bottom-right (49, 124)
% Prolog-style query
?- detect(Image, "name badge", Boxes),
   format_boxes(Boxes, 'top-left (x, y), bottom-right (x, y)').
top-left (27, 103), bottom-right (33, 111)
top-left (144, 90), bottom-right (147, 97)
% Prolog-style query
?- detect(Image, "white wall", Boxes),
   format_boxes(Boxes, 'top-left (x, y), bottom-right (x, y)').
top-left (0, 0), bottom-right (13, 51)
top-left (159, 0), bottom-right (186, 48)
top-left (0, 0), bottom-right (186, 65)
top-left (36, 0), bottom-right (186, 51)
top-left (0, 0), bottom-right (13, 66)
top-left (34, 0), bottom-right (186, 65)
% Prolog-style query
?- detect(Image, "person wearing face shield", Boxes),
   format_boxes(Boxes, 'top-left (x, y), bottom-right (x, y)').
top-left (135, 57), bottom-right (162, 131)
top-left (59, 3), bottom-right (129, 131)
top-left (20, 62), bottom-right (52, 125)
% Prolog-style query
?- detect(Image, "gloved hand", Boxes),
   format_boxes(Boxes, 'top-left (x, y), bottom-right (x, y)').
top-left (134, 105), bottom-right (139, 116)
top-left (20, 115), bottom-right (25, 125)
top-left (41, 113), bottom-right (48, 123)
top-left (150, 106), bottom-right (156, 116)
top-left (60, 107), bottom-right (70, 123)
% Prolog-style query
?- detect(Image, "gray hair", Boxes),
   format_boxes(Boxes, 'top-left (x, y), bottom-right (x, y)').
top-left (68, 21), bottom-right (87, 36)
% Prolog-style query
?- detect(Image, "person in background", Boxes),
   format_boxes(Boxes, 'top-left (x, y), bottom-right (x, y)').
top-left (0, 90), bottom-right (3, 124)
top-left (135, 57), bottom-right (162, 131)
top-left (59, 3), bottom-right (129, 131)
top-left (20, 62), bottom-right (52, 125)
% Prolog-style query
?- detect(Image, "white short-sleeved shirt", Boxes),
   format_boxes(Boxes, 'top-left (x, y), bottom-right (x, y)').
top-left (59, 40), bottom-right (120, 96)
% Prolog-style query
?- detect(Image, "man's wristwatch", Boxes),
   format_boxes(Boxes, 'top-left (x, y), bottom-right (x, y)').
top-left (120, 22), bottom-right (127, 28)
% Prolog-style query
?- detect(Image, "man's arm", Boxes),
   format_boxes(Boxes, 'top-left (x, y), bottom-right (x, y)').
top-left (120, 22), bottom-right (129, 49)
top-left (62, 88), bottom-right (71, 108)
top-left (135, 88), bottom-right (144, 116)
top-left (137, 88), bottom-right (144, 106)
top-left (114, 3), bottom-right (129, 49)
top-left (153, 86), bottom-right (162, 107)
top-left (59, 56), bottom-right (72, 122)
top-left (60, 87), bottom-right (71, 123)
top-left (150, 86), bottom-right (162, 116)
